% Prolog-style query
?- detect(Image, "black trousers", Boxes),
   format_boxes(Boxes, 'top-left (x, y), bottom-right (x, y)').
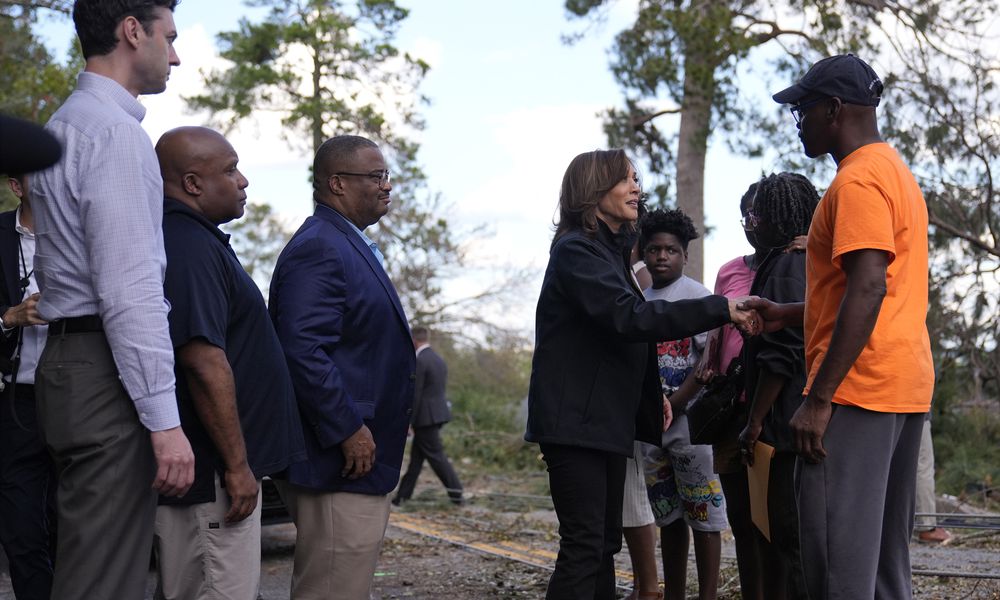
top-left (0, 384), bottom-right (56, 600)
top-left (395, 424), bottom-right (463, 502)
top-left (540, 443), bottom-right (626, 600)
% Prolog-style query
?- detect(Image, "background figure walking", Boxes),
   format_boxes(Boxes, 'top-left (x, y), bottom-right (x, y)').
top-left (394, 326), bottom-right (464, 506)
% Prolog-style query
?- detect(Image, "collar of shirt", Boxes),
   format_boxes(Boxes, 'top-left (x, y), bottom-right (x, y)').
top-left (164, 197), bottom-right (232, 247)
top-left (318, 204), bottom-right (384, 266)
top-left (14, 206), bottom-right (34, 239)
top-left (77, 71), bottom-right (146, 123)
top-left (415, 343), bottom-right (429, 356)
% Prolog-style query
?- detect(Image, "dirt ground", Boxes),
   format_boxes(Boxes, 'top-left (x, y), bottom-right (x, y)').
top-left (1, 477), bottom-right (997, 599)
top-left (368, 498), bottom-right (999, 600)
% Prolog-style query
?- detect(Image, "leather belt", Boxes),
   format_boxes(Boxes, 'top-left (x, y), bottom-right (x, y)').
top-left (48, 315), bottom-right (103, 336)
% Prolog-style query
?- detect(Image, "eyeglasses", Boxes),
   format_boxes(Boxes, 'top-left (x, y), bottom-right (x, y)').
top-left (740, 212), bottom-right (760, 231)
top-left (790, 96), bottom-right (829, 125)
top-left (332, 169), bottom-right (391, 191)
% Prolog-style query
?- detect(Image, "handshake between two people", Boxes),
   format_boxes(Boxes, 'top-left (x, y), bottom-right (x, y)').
top-left (726, 296), bottom-right (799, 337)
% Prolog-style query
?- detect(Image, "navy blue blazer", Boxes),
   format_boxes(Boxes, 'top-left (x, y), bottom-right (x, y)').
top-left (269, 203), bottom-right (414, 495)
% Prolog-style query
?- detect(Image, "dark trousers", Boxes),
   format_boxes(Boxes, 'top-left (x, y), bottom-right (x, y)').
top-left (719, 469), bottom-right (763, 600)
top-left (0, 385), bottom-right (56, 600)
top-left (540, 443), bottom-right (626, 600)
top-left (758, 451), bottom-right (807, 600)
top-left (36, 331), bottom-right (157, 600)
top-left (395, 424), bottom-right (463, 502)
top-left (796, 405), bottom-right (924, 600)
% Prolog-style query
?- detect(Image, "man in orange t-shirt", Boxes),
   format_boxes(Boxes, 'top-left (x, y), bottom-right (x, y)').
top-left (747, 54), bottom-right (933, 600)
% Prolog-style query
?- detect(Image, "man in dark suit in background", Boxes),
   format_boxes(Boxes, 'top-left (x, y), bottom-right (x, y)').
top-left (393, 326), bottom-right (464, 506)
top-left (0, 173), bottom-right (55, 600)
top-left (269, 135), bottom-right (414, 600)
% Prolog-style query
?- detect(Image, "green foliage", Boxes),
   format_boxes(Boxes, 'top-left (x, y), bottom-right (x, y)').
top-left (933, 408), bottom-right (1000, 505)
top-left (0, 11), bottom-right (80, 123)
top-left (222, 201), bottom-right (295, 295)
top-left (186, 0), bottom-right (428, 156)
top-left (572, 0), bottom-right (999, 492)
top-left (0, 4), bottom-right (82, 210)
top-left (188, 1), bottom-right (524, 335)
top-left (435, 333), bottom-right (540, 473)
top-left (875, 11), bottom-right (1000, 409)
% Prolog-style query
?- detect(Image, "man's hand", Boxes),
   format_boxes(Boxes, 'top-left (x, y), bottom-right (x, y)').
top-left (150, 426), bottom-right (195, 497)
top-left (727, 296), bottom-right (761, 336)
top-left (3, 293), bottom-right (46, 328)
top-left (789, 395), bottom-right (832, 464)
top-left (784, 235), bottom-right (808, 253)
top-left (693, 330), bottom-right (720, 385)
top-left (224, 464), bottom-right (259, 523)
top-left (341, 424), bottom-right (376, 479)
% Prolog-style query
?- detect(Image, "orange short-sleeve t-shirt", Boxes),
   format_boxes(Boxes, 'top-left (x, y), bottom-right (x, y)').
top-left (804, 142), bottom-right (934, 413)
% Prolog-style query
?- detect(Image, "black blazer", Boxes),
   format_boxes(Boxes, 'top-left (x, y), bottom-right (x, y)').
top-left (412, 346), bottom-right (451, 427)
top-left (525, 221), bottom-right (731, 456)
top-left (0, 210), bottom-right (23, 375)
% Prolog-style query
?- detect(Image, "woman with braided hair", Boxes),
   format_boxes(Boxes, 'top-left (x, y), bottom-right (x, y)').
top-left (739, 171), bottom-right (820, 600)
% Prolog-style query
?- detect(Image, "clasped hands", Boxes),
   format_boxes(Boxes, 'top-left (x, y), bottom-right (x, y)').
top-left (727, 295), bottom-right (763, 337)
top-left (726, 296), bottom-right (790, 338)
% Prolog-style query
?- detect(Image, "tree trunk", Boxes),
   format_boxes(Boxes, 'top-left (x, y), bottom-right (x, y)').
top-left (675, 63), bottom-right (714, 282)
top-left (311, 45), bottom-right (323, 156)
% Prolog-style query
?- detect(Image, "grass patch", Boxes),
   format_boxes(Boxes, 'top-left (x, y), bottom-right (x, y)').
top-left (934, 407), bottom-right (1000, 507)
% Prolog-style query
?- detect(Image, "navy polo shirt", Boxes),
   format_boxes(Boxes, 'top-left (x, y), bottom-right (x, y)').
top-left (160, 197), bottom-right (306, 505)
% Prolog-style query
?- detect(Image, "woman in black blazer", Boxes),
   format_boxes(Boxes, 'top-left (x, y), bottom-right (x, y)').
top-left (525, 149), bottom-right (757, 600)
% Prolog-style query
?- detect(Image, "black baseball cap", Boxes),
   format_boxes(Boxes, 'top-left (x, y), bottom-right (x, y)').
top-left (0, 114), bottom-right (62, 175)
top-left (772, 54), bottom-right (883, 107)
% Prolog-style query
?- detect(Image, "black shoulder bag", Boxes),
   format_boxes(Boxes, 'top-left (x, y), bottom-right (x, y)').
top-left (686, 358), bottom-right (744, 445)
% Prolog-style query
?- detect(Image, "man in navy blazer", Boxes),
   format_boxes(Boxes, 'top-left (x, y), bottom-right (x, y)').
top-left (270, 135), bottom-right (414, 600)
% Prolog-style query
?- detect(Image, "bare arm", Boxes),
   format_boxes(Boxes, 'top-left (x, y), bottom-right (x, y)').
top-left (694, 327), bottom-right (722, 384)
top-left (176, 338), bottom-right (258, 522)
top-left (669, 367), bottom-right (702, 412)
top-left (740, 298), bottom-right (805, 332)
top-left (790, 249), bottom-right (888, 463)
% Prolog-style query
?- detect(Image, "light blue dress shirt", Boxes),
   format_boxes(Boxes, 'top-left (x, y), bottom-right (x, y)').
top-left (32, 72), bottom-right (179, 431)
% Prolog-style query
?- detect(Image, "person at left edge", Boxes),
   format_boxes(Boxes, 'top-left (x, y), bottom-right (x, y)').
top-left (153, 126), bottom-right (306, 600)
top-left (270, 135), bottom-right (414, 600)
top-left (0, 172), bottom-right (57, 600)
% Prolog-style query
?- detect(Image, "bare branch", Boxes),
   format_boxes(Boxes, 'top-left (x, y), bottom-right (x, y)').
top-left (629, 107), bottom-right (681, 129)
top-left (732, 11), bottom-right (815, 46)
top-left (929, 213), bottom-right (1000, 258)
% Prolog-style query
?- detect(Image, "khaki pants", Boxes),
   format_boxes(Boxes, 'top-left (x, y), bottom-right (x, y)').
top-left (913, 418), bottom-right (937, 531)
top-left (278, 483), bottom-right (391, 600)
top-left (154, 474), bottom-right (263, 600)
